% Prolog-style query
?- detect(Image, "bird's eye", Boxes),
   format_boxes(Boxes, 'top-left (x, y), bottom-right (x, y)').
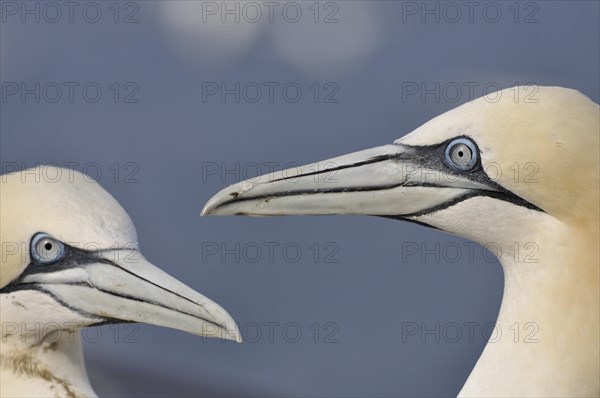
top-left (31, 233), bottom-right (65, 264)
top-left (444, 138), bottom-right (478, 171)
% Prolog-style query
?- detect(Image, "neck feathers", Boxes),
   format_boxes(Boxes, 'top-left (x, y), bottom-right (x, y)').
top-left (1, 327), bottom-right (96, 398)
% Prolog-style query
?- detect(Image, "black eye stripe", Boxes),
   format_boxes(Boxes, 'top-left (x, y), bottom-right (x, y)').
top-left (395, 136), bottom-right (544, 213)
top-left (395, 136), bottom-right (485, 181)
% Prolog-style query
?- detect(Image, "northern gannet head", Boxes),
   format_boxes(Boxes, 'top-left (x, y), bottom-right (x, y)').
top-left (202, 86), bottom-right (598, 245)
top-left (1, 166), bottom-right (240, 396)
top-left (202, 86), bottom-right (599, 397)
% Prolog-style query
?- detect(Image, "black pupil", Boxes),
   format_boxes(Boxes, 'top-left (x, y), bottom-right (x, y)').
top-left (458, 150), bottom-right (464, 157)
top-left (44, 242), bottom-right (53, 251)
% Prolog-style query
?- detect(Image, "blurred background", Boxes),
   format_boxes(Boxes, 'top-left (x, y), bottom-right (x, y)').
top-left (1, 1), bottom-right (599, 396)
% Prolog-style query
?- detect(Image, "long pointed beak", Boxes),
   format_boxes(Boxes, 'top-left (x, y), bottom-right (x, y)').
top-left (202, 144), bottom-right (495, 218)
top-left (20, 250), bottom-right (241, 342)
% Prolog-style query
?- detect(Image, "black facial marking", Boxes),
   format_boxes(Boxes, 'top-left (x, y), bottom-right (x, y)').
top-left (213, 136), bottom-right (544, 215)
top-left (397, 136), bottom-right (544, 213)
top-left (0, 239), bottom-right (227, 330)
top-left (0, 242), bottom-right (119, 297)
top-left (268, 154), bottom-right (394, 183)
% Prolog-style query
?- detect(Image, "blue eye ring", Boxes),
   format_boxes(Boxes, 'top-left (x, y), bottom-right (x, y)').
top-left (444, 137), bottom-right (478, 171)
top-left (31, 233), bottom-right (65, 264)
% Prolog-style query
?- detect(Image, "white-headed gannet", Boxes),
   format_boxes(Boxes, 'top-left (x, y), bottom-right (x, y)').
top-left (202, 86), bottom-right (600, 397)
top-left (1, 166), bottom-right (240, 398)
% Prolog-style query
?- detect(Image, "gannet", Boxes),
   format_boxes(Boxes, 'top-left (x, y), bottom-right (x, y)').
top-left (202, 86), bottom-right (600, 397)
top-left (0, 166), bottom-right (240, 398)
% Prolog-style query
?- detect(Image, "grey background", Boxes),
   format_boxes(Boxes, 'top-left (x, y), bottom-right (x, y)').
top-left (1, 1), bottom-right (598, 396)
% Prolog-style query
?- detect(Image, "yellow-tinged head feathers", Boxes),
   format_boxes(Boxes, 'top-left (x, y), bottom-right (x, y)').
top-left (0, 166), bottom-right (137, 288)
top-left (0, 165), bottom-right (241, 345)
top-left (397, 86), bottom-right (600, 223)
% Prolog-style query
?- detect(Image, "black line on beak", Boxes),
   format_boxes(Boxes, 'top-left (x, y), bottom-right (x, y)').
top-left (268, 153), bottom-right (397, 183)
top-left (1, 245), bottom-right (226, 330)
top-left (211, 139), bottom-right (544, 215)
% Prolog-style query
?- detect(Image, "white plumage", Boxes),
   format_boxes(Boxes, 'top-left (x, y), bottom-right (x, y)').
top-left (0, 169), bottom-right (240, 397)
top-left (203, 86), bottom-right (600, 397)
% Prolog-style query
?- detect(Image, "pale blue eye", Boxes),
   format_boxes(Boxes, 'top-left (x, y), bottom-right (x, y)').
top-left (31, 233), bottom-right (65, 264)
top-left (444, 138), bottom-right (478, 171)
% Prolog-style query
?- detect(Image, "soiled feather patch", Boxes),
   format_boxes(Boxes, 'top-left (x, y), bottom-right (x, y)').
top-left (0, 352), bottom-right (79, 398)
